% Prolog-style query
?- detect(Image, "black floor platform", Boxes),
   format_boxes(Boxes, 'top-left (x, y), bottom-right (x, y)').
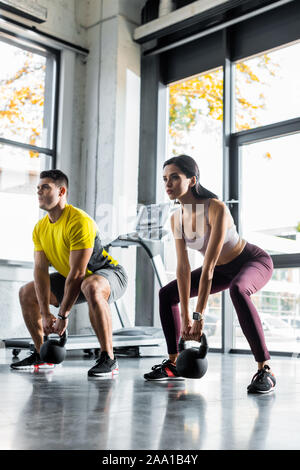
top-left (3, 327), bottom-right (166, 358)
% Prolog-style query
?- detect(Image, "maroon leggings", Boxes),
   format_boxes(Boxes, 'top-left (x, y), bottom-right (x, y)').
top-left (159, 242), bottom-right (274, 362)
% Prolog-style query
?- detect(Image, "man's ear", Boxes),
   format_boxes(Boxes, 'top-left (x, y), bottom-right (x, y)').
top-left (59, 186), bottom-right (67, 197)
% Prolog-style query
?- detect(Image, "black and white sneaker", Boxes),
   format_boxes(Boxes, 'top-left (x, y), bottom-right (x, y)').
top-left (247, 365), bottom-right (276, 394)
top-left (88, 351), bottom-right (119, 378)
top-left (144, 359), bottom-right (184, 381)
top-left (10, 351), bottom-right (55, 370)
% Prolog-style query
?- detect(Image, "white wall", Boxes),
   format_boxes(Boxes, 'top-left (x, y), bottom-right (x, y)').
top-left (76, 0), bottom-right (144, 332)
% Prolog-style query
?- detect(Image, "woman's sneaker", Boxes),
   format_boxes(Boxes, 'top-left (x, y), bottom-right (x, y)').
top-left (10, 351), bottom-right (55, 370)
top-left (247, 365), bottom-right (276, 394)
top-left (144, 359), bottom-right (184, 381)
top-left (88, 351), bottom-right (119, 378)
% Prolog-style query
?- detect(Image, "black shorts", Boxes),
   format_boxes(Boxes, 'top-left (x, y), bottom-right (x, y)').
top-left (50, 264), bottom-right (128, 305)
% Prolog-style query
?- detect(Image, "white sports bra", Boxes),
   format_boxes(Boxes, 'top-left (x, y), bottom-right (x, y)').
top-left (179, 198), bottom-right (240, 257)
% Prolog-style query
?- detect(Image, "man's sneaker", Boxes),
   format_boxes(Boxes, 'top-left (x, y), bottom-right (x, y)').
top-left (144, 359), bottom-right (184, 381)
top-left (247, 365), bottom-right (276, 394)
top-left (88, 351), bottom-right (119, 377)
top-left (10, 351), bottom-right (55, 370)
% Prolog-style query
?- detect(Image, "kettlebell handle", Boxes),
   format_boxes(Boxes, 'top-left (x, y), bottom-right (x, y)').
top-left (178, 336), bottom-right (185, 352)
top-left (178, 333), bottom-right (208, 358)
top-left (43, 329), bottom-right (68, 346)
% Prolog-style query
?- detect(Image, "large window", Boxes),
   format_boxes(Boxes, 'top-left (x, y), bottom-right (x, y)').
top-left (234, 42), bottom-right (300, 132)
top-left (239, 134), bottom-right (300, 255)
top-left (165, 67), bottom-right (224, 348)
top-left (233, 41), bottom-right (300, 354)
top-left (0, 34), bottom-right (59, 263)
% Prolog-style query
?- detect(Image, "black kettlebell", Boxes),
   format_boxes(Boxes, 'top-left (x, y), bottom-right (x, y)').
top-left (176, 333), bottom-right (209, 379)
top-left (40, 330), bottom-right (68, 364)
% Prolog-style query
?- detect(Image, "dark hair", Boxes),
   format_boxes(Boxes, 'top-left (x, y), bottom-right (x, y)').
top-left (40, 169), bottom-right (69, 190)
top-left (163, 154), bottom-right (219, 200)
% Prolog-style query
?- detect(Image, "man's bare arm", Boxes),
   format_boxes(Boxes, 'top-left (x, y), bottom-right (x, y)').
top-left (52, 248), bottom-right (93, 335)
top-left (58, 248), bottom-right (93, 317)
top-left (33, 251), bottom-right (56, 335)
top-left (33, 251), bottom-right (51, 315)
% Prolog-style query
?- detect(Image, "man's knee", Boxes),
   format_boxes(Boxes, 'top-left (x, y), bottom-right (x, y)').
top-left (81, 278), bottom-right (110, 303)
top-left (19, 282), bottom-right (37, 306)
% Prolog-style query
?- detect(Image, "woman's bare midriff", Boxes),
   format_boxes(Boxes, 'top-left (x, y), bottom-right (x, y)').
top-left (215, 237), bottom-right (247, 266)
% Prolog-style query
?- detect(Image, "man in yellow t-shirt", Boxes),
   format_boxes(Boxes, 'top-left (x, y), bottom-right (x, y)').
top-left (11, 169), bottom-right (128, 378)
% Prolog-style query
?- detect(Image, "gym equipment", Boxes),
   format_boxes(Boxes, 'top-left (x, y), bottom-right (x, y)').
top-left (176, 333), bottom-right (209, 379)
top-left (40, 330), bottom-right (68, 364)
top-left (3, 203), bottom-right (173, 358)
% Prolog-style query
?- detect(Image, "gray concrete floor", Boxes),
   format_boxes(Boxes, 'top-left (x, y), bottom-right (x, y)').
top-left (1, 348), bottom-right (300, 451)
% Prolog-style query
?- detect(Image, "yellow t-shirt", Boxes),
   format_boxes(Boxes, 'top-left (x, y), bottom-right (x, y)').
top-left (32, 204), bottom-right (118, 278)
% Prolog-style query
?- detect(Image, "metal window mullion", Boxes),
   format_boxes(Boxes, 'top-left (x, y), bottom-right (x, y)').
top-left (0, 16), bottom-right (89, 57)
top-left (0, 29), bottom-right (48, 57)
top-left (270, 254), bottom-right (300, 269)
top-left (43, 55), bottom-right (54, 150)
top-left (222, 28), bottom-right (235, 354)
top-left (229, 348), bottom-right (300, 358)
top-left (51, 50), bottom-right (60, 169)
top-left (0, 137), bottom-right (55, 156)
top-left (231, 117), bottom-right (300, 146)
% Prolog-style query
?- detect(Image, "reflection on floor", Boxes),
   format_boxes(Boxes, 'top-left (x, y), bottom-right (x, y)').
top-left (1, 348), bottom-right (300, 450)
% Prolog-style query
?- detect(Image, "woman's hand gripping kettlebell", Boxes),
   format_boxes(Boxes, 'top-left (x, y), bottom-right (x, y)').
top-left (188, 312), bottom-right (204, 342)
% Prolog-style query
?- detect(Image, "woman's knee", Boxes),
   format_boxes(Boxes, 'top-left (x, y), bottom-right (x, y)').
top-left (159, 283), bottom-right (178, 306)
top-left (159, 285), bottom-right (169, 303)
top-left (229, 281), bottom-right (251, 298)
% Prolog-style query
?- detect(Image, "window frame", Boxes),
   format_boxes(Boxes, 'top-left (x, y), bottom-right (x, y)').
top-left (0, 29), bottom-right (60, 266)
top-left (0, 29), bottom-right (60, 162)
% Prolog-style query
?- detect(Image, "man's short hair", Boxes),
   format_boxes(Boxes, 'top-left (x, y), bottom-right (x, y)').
top-left (40, 169), bottom-right (69, 190)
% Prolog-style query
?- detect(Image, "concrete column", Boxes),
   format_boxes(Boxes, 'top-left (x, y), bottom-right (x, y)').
top-left (76, 0), bottom-right (144, 333)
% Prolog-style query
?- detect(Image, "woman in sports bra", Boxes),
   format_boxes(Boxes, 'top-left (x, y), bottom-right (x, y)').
top-left (144, 154), bottom-right (276, 394)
